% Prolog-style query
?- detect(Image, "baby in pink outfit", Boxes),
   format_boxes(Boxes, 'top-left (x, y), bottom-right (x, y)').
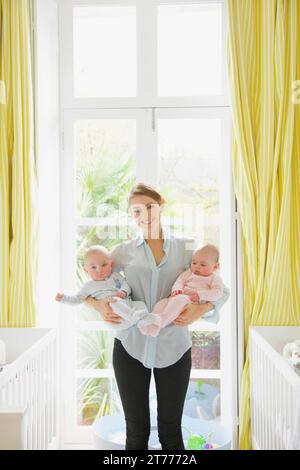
top-left (138, 244), bottom-right (224, 337)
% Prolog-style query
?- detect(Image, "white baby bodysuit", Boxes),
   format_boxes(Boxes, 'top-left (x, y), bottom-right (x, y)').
top-left (60, 272), bottom-right (151, 331)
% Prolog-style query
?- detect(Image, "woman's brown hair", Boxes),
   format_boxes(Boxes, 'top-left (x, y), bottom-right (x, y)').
top-left (128, 183), bottom-right (166, 206)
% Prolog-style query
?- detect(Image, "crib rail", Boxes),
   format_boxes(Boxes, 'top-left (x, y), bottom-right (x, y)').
top-left (0, 329), bottom-right (58, 450)
top-left (249, 327), bottom-right (300, 450)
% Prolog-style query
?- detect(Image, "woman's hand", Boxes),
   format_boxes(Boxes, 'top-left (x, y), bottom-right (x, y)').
top-left (173, 302), bottom-right (214, 326)
top-left (84, 296), bottom-right (123, 325)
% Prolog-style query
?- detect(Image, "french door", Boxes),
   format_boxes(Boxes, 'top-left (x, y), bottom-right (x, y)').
top-left (60, 106), bottom-right (236, 445)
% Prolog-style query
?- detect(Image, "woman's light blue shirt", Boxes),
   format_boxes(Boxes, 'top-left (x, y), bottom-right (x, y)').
top-left (110, 227), bottom-right (230, 368)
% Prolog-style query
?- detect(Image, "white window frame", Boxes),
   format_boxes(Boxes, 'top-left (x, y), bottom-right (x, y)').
top-left (58, 0), bottom-right (240, 448)
top-left (59, 0), bottom-right (230, 109)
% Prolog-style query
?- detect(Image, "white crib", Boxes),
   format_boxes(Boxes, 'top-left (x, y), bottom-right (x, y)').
top-left (249, 326), bottom-right (300, 450)
top-left (0, 328), bottom-right (58, 450)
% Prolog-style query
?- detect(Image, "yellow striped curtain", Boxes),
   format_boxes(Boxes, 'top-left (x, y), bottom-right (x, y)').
top-left (0, 0), bottom-right (38, 327)
top-left (227, 0), bottom-right (300, 449)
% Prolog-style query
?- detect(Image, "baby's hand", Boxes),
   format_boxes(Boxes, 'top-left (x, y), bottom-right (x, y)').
top-left (115, 290), bottom-right (127, 299)
top-left (55, 293), bottom-right (64, 302)
top-left (172, 289), bottom-right (183, 296)
top-left (188, 292), bottom-right (199, 303)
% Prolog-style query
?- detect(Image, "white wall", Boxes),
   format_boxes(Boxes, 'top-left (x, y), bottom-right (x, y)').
top-left (34, 0), bottom-right (60, 328)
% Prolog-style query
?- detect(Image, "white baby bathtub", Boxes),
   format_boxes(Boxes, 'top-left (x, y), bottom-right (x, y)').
top-left (0, 328), bottom-right (58, 450)
top-left (92, 413), bottom-right (231, 450)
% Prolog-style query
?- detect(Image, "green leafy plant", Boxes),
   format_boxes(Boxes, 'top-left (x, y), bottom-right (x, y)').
top-left (77, 330), bottom-right (123, 425)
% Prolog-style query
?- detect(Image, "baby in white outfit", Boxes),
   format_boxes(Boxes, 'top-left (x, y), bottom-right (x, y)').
top-left (137, 244), bottom-right (224, 336)
top-left (55, 245), bottom-right (154, 330)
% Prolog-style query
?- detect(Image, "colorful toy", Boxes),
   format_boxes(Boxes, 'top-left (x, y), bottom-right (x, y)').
top-left (182, 425), bottom-right (215, 450)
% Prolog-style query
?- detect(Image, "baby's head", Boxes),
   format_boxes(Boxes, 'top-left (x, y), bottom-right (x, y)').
top-left (83, 245), bottom-right (113, 281)
top-left (191, 244), bottom-right (220, 277)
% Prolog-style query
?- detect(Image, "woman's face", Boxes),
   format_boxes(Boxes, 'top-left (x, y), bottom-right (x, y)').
top-left (130, 195), bottom-right (164, 238)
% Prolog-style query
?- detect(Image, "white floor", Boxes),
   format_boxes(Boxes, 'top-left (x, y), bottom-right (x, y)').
top-left (61, 444), bottom-right (95, 450)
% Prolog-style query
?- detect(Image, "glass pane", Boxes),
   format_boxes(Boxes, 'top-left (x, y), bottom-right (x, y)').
top-left (191, 332), bottom-right (220, 369)
top-left (75, 119), bottom-right (136, 218)
top-left (158, 118), bottom-right (222, 246)
top-left (77, 331), bottom-right (115, 369)
top-left (77, 378), bottom-right (122, 425)
top-left (184, 379), bottom-right (220, 421)
top-left (73, 6), bottom-right (136, 97)
top-left (158, 3), bottom-right (222, 96)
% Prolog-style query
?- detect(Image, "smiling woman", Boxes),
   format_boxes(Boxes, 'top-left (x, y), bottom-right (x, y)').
top-left (58, 0), bottom-right (234, 448)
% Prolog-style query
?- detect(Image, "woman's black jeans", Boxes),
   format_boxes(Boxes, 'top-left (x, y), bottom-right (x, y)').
top-left (112, 337), bottom-right (192, 450)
